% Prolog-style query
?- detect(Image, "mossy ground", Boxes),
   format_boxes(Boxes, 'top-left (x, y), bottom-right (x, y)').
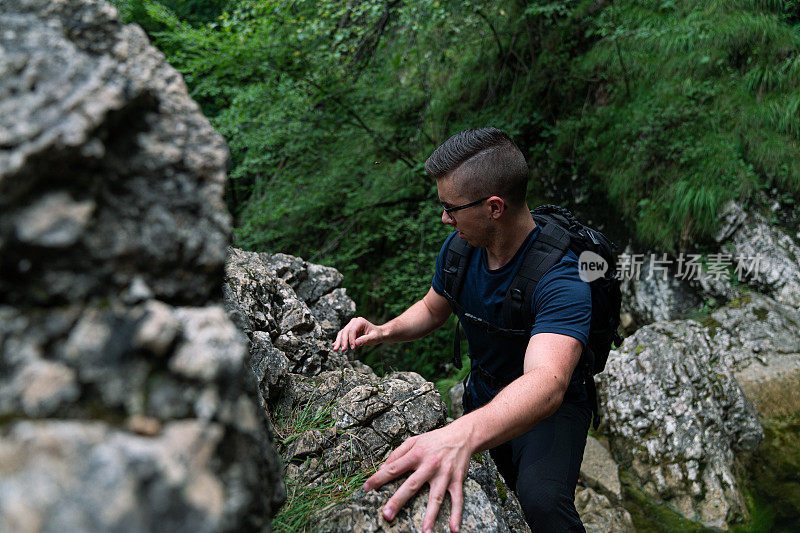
top-left (618, 470), bottom-right (715, 533)
top-left (738, 412), bottom-right (800, 532)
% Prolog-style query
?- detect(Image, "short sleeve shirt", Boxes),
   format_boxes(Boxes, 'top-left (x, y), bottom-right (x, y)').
top-left (432, 226), bottom-right (592, 408)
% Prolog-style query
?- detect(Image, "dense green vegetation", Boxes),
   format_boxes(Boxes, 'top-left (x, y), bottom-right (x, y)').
top-left (114, 0), bottom-right (800, 381)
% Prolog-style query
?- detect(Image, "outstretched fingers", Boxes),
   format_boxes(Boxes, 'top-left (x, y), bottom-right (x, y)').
top-left (448, 479), bottom-right (464, 533)
top-left (385, 436), bottom-right (417, 464)
top-left (333, 328), bottom-right (345, 351)
top-left (421, 477), bottom-right (449, 533)
top-left (346, 323), bottom-right (360, 349)
top-left (364, 439), bottom-right (417, 491)
top-left (381, 467), bottom-right (433, 522)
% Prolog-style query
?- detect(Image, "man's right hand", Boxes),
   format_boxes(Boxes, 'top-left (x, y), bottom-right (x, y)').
top-left (333, 317), bottom-right (386, 351)
top-left (332, 288), bottom-right (451, 352)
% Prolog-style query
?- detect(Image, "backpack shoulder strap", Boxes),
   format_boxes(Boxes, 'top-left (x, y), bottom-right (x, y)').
top-left (443, 236), bottom-right (474, 371)
top-left (503, 222), bottom-right (571, 331)
top-left (443, 235), bottom-right (473, 303)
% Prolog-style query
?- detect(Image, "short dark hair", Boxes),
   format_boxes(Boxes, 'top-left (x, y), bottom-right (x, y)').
top-left (424, 127), bottom-right (529, 208)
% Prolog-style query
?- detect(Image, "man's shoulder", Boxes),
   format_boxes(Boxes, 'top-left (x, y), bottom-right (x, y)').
top-left (534, 248), bottom-right (589, 299)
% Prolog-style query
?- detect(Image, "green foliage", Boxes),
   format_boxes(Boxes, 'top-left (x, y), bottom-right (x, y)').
top-left (557, 0), bottom-right (800, 250)
top-left (115, 0), bottom-right (800, 378)
top-left (272, 395), bottom-right (336, 447)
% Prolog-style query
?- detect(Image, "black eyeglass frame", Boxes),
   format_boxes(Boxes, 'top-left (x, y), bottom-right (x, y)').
top-left (440, 196), bottom-right (491, 215)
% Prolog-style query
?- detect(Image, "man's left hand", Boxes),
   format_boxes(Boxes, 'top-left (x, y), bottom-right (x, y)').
top-left (363, 423), bottom-right (473, 533)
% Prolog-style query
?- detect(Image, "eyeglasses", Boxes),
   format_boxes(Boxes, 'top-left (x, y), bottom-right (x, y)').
top-left (440, 196), bottom-right (490, 215)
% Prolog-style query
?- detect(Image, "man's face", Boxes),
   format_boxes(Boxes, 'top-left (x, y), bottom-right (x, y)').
top-left (436, 177), bottom-right (492, 248)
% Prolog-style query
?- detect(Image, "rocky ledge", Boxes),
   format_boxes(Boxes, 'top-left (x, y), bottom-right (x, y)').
top-left (224, 248), bottom-right (533, 532)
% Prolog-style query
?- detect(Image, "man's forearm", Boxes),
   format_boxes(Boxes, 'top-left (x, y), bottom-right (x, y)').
top-left (450, 366), bottom-right (566, 453)
top-left (381, 297), bottom-right (448, 344)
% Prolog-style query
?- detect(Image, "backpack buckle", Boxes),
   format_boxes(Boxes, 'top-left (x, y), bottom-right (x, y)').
top-left (510, 288), bottom-right (523, 302)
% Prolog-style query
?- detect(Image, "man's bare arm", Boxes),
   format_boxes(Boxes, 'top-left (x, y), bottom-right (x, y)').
top-left (456, 332), bottom-right (583, 451)
top-left (363, 332), bottom-right (583, 533)
top-left (332, 287), bottom-right (451, 351)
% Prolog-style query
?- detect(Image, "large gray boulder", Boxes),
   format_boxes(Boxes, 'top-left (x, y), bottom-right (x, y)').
top-left (0, 0), bottom-right (284, 530)
top-left (619, 199), bottom-right (800, 329)
top-left (598, 320), bottom-right (764, 529)
top-left (1, 0), bottom-right (231, 305)
top-left (706, 292), bottom-right (800, 417)
top-left (619, 247), bottom-right (703, 326)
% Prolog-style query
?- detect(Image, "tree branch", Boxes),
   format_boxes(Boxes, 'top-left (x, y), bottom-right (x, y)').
top-left (475, 8), bottom-right (504, 59)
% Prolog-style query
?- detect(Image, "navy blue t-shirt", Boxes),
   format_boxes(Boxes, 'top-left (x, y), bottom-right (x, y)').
top-left (432, 225), bottom-right (592, 408)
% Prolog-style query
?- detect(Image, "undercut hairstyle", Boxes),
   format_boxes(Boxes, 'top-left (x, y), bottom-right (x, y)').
top-left (425, 127), bottom-right (529, 209)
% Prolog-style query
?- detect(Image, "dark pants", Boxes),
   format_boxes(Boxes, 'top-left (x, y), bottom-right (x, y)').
top-left (464, 390), bottom-right (591, 532)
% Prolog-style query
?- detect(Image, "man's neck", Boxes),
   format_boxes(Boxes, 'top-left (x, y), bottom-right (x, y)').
top-left (484, 207), bottom-right (536, 270)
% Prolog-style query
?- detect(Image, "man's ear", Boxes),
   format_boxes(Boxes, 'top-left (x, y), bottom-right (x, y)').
top-left (488, 196), bottom-right (505, 218)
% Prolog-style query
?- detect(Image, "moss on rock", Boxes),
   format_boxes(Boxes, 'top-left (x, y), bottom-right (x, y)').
top-left (741, 413), bottom-right (800, 532)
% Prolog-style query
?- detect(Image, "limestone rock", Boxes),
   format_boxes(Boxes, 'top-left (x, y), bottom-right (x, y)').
top-left (0, 1), bottom-right (285, 530)
top-left (312, 288), bottom-right (357, 339)
top-left (598, 320), bottom-right (764, 529)
top-left (0, 300), bottom-right (284, 532)
top-left (169, 306), bottom-right (247, 383)
top-left (224, 247), bottom-right (353, 384)
top-left (0, 420), bottom-right (231, 532)
top-left (1, 0), bottom-right (231, 306)
top-left (714, 202), bottom-right (800, 308)
top-left (708, 292), bottom-right (800, 417)
top-left (575, 486), bottom-right (635, 533)
top-left (258, 252), bottom-right (344, 306)
top-left (580, 436), bottom-right (622, 502)
top-left (249, 331), bottom-right (289, 402)
top-left (273, 368), bottom-right (530, 532)
top-left (620, 249), bottom-right (702, 325)
top-left (448, 381), bottom-right (465, 419)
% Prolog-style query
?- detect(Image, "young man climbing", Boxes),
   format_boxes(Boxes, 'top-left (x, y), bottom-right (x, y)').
top-left (333, 127), bottom-right (595, 532)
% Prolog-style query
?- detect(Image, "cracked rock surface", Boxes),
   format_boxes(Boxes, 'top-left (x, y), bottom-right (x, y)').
top-left (223, 252), bottom-right (532, 530)
top-left (272, 368), bottom-right (531, 532)
top-left (714, 202), bottom-right (800, 308)
top-left (576, 486), bottom-right (635, 533)
top-left (0, 1), bottom-right (284, 531)
top-left (619, 248), bottom-right (703, 327)
top-left (1, 0), bottom-right (231, 305)
top-left (598, 312), bottom-right (767, 528)
top-left (224, 247), bottom-right (355, 401)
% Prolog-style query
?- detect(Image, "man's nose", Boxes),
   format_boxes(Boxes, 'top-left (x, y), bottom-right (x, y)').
top-left (442, 209), bottom-right (454, 225)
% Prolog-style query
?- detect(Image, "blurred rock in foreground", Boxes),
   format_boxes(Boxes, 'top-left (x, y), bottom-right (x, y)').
top-left (0, 0), bottom-right (283, 531)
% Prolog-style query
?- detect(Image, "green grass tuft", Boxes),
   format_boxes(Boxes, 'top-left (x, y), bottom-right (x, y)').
top-left (273, 466), bottom-right (376, 532)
